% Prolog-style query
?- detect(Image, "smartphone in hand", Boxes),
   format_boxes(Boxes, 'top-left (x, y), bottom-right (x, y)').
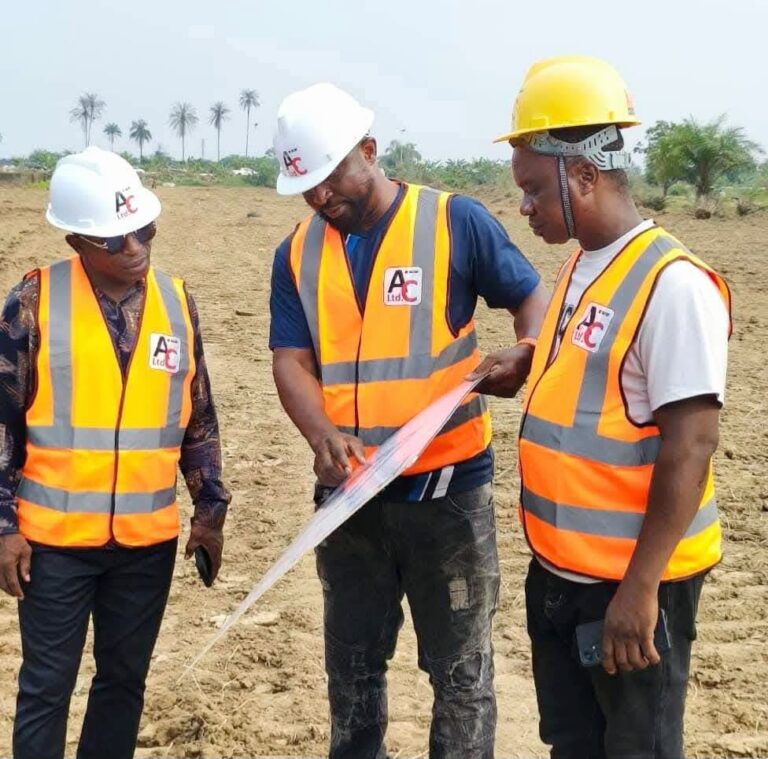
top-left (194, 545), bottom-right (214, 587)
top-left (575, 609), bottom-right (671, 668)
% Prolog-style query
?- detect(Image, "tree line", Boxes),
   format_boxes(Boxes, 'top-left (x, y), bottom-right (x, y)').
top-left (69, 90), bottom-right (260, 162)
top-left (635, 116), bottom-right (761, 200)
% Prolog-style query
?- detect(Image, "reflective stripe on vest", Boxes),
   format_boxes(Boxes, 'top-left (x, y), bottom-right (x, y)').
top-left (291, 183), bottom-right (491, 473)
top-left (17, 257), bottom-right (195, 547)
top-left (25, 264), bottom-right (189, 451)
top-left (519, 227), bottom-right (729, 580)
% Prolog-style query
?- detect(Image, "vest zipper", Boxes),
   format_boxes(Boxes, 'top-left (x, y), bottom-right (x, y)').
top-left (336, 183), bottom-right (408, 441)
top-left (353, 337), bottom-right (362, 436)
top-left (518, 231), bottom-right (652, 571)
top-left (88, 275), bottom-right (148, 545)
top-left (518, 256), bottom-right (582, 561)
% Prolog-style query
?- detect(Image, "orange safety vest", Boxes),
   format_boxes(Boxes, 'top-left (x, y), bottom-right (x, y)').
top-left (288, 182), bottom-right (492, 474)
top-left (519, 226), bottom-right (731, 581)
top-left (17, 255), bottom-right (196, 548)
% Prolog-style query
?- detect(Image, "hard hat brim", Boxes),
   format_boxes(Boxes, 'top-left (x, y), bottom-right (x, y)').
top-left (276, 161), bottom-right (340, 196)
top-left (493, 116), bottom-right (642, 144)
top-left (46, 186), bottom-right (162, 237)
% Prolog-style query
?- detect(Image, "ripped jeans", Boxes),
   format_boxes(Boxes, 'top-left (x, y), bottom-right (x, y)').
top-left (315, 482), bottom-right (499, 759)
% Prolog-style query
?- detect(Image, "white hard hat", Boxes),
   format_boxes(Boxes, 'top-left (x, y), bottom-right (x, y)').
top-left (273, 82), bottom-right (374, 196)
top-left (46, 147), bottom-right (161, 237)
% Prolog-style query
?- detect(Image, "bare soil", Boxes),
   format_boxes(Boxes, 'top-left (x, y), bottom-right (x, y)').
top-left (0, 186), bottom-right (766, 758)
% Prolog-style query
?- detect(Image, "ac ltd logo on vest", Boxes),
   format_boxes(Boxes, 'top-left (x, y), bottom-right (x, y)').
top-left (149, 333), bottom-right (181, 374)
top-left (572, 302), bottom-right (615, 353)
top-left (383, 267), bottom-right (423, 306)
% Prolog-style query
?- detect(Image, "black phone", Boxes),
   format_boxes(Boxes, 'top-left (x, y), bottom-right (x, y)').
top-left (575, 609), bottom-right (671, 668)
top-left (194, 545), bottom-right (214, 588)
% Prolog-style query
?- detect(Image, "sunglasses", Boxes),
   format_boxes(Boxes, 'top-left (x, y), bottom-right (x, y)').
top-left (77, 222), bottom-right (157, 255)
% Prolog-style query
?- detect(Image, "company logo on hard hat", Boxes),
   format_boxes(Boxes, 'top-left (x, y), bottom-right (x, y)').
top-left (115, 189), bottom-right (138, 220)
top-left (282, 148), bottom-right (308, 177)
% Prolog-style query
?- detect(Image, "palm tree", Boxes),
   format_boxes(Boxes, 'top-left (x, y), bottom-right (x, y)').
top-left (129, 119), bottom-right (152, 163)
top-left (380, 140), bottom-right (422, 173)
top-left (169, 102), bottom-right (198, 161)
top-left (208, 102), bottom-right (231, 162)
top-left (69, 92), bottom-right (106, 147)
top-left (642, 116), bottom-right (761, 200)
top-left (239, 89), bottom-right (260, 157)
top-left (85, 93), bottom-right (105, 145)
top-left (69, 96), bottom-right (90, 147)
top-left (103, 123), bottom-right (122, 151)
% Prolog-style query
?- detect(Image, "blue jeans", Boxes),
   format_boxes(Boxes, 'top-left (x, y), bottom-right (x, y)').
top-left (525, 558), bottom-right (705, 759)
top-left (315, 482), bottom-right (499, 759)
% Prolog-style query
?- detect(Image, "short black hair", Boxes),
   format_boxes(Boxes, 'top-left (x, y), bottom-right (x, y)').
top-left (549, 124), bottom-right (629, 192)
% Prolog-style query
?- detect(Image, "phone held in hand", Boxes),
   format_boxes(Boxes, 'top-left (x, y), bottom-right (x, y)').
top-left (194, 545), bottom-right (214, 588)
top-left (575, 609), bottom-right (671, 668)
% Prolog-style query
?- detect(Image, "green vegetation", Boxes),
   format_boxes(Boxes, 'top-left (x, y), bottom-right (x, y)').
top-left (635, 116), bottom-right (763, 213)
top-left (4, 107), bottom-right (766, 219)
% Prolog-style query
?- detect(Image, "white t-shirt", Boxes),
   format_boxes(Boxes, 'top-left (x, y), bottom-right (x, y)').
top-left (539, 220), bottom-right (729, 582)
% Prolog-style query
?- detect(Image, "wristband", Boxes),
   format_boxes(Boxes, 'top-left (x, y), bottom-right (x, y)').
top-left (516, 337), bottom-right (538, 350)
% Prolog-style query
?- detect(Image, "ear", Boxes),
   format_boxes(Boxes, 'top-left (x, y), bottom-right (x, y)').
top-left (65, 234), bottom-right (83, 254)
top-left (360, 137), bottom-right (378, 165)
top-left (568, 158), bottom-right (599, 197)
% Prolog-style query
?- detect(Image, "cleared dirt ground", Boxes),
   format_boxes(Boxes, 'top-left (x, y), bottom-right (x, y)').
top-left (0, 185), bottom-right (766, 758)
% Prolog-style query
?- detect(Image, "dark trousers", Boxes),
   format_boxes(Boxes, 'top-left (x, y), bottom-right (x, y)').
top-left (13, 538), bottom-right (177, 759)
top-left (525, 558), bottom-right (705, 759)
top-left (315, 482), bottom-right (500, 759)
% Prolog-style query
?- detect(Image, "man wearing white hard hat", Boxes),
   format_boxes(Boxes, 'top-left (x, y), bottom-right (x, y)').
top-left (269, 83), bottom-right (548, 758)
top-left (0, 147), bottom-right (231, 759)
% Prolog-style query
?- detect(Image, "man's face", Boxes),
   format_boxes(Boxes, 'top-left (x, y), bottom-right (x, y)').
top-left (69, 224), bottom-right (153, 287)
top-left (302, 141), bottom-right (376, 234)
top-left (512, 146), bottom-right (571, 245)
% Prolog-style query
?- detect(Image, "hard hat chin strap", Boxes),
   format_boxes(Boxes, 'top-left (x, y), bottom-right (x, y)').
top-left (557, 156), bottom-right (576, 240)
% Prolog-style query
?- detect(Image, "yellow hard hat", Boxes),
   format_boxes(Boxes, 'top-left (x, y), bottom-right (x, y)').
top-left (494, 55), bottom-right (640, 143)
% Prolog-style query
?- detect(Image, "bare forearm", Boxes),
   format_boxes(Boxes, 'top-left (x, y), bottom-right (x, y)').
top-left (273, 351), bottom-right (337, 448)
top-left (624, 435), bottom-right (716, 591)
top-left (512, 282), bottom-right (549, 341)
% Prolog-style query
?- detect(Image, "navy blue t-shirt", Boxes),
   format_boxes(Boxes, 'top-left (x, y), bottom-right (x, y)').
top-left (269, 182), bottom-right (540, 501)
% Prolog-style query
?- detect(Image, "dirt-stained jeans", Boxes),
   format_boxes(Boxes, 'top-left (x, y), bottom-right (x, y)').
top-left (314, 482), bottom-right (499, 759)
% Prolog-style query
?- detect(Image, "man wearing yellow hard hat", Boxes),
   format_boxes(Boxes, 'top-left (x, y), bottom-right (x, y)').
top-left (477, 56), bottom-right (731, 757)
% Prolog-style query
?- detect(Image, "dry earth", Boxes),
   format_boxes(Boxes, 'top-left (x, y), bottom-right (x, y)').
top-left (0, 185), bottom-right (766, 757)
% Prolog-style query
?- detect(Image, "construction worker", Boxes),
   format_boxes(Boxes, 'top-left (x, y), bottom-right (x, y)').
top-left (0, 147), bottom-right (231, 759)
top-left (476, 56), bottom-right (731, 758)
top-left (269, 83), bottom-right (548, 759)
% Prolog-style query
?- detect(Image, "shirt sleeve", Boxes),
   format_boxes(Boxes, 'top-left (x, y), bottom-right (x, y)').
top-left (179, 289), bottom-right (232, 529)
top-left (269, 234), bottom-right (314, 350)
top-left (447, 195), bottom-right (541, 333)
top-left (637, 260), bottom-right (729, 412)
top-left (0, 276), bottom-right (37, 535)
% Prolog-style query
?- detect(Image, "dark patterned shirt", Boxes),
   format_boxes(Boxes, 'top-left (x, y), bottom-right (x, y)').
top-left (0, 269), bottom-right (230, 536)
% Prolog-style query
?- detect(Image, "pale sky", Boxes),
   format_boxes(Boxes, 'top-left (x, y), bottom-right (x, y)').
top-left (1, 0), bottom-right (765, 162)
